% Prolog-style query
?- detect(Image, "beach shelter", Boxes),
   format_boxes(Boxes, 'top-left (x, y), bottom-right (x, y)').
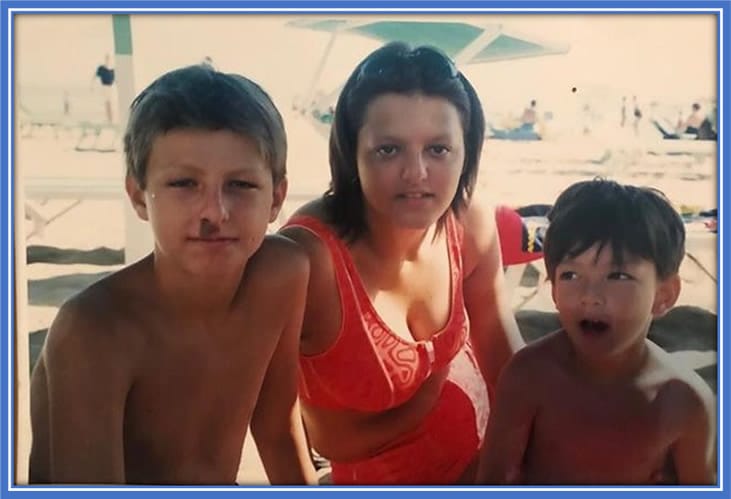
top-left (287, 17), bottom-right (570, 125)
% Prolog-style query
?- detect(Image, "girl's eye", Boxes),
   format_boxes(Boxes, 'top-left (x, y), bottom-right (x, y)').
top-left (375, 145), bottom-right (398, 157)
top-left (428, 145), bottom-right (449, 156)
top-left (558, 271), bottom-right (577, 281)
top-left (608, 272), bottom-right (633, 280)
top-left (167, 178), bottom-right (196, 188)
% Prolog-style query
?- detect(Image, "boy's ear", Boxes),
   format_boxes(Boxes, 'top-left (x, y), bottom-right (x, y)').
top-left (652, 273), bottom-right (681, 318)
top-left (269, 177), bottom-right (288, 224)
top-left (125, 175), bottom-right (149, 221)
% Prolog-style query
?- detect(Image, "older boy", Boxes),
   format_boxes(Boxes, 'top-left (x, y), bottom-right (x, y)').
top-left (29, 65), bottom-right (315, 485)
top-left (477, 179), bottom-right (715, 485)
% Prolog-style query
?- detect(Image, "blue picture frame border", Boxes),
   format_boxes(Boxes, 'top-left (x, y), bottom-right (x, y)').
top-left (1, 1), bottom-right (726, 497)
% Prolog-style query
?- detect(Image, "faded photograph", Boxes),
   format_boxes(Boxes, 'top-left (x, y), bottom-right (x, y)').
top-left (13, 13), bottom-right (718, 486)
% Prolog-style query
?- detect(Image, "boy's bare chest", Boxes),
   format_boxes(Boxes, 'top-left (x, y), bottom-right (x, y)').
top-left (122, 314), bottom-right (281, 470)
top-left (529, 384), bottom-right (678, 484)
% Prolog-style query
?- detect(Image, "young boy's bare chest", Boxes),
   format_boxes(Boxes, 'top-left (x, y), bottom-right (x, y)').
top-left (527, 380), bottom-right (680, 484)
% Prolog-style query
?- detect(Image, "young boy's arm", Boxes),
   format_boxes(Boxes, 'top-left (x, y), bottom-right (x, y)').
top-left (475, 349), bottom-right (538, 484)
top-left (30, 299), bottom-right (132, 484)
top-left (250, 251), bottom-right (316, 485)
top-left (671, 380), bottom-right (716, 485)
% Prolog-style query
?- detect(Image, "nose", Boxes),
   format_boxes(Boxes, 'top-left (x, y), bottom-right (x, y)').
top-left (580, 280), bottom-right (605, 307)
top-left (199, 185), bottom-right (230, 224)
top-left (401, 150), bottom-right (428, 183)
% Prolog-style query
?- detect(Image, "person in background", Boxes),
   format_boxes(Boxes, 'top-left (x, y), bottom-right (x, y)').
top-left (620, 96), bottom-right (627, 128)
top-left (92, 54), bottom-right (116, 123)
top-left (520, 99), bottom-right (538, 131)
top-left (677, 102), bottom-right (704, 135)
top-left (632, 95), bottom-right (642, 135)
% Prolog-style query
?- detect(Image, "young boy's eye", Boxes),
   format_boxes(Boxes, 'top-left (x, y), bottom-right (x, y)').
top-left (608, 271), bottom-right (633, 280)
top-left (375, 144), bottom-right (399, 157)
top-left (558, 271), bottom-right (577, 281)
top-left (228, 180), bottom-right (257, 189)
top-left (167, 178), bottom-right (196, 188)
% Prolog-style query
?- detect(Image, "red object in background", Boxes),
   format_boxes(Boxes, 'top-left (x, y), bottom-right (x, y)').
top-left (495, 205), bottom-right (545, 266)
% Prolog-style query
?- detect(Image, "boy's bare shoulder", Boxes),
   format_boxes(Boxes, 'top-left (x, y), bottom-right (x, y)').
top-left (644, 341), bottom-right (715, 414)
top-left (244, 234), bottom-right (310, 287)
top-left (503, 329), bottom-right (569, 380)
top-left (44, 264), bottom-right (149, 361)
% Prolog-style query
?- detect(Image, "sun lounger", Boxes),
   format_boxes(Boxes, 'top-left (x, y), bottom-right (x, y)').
top-left (23, 175), bottom-right (124, 239)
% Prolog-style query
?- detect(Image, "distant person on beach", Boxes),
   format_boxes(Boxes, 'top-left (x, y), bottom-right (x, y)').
top-left (520, 99), bottom-right (538, 131)
top-left (477, 179), bottom-right (716, 485)
top-left (29, 64), bottom-right (316, 485)
top-left (92, 54), bottom-right (116, 123)
top-left (62, 90), bottom-right (71, 118)
top-left (280, 42), bottom-right (522, 485)
top-left (677, 102), bottom-right (704, 135)
top-left (653, 102), bottom-right (716, 141)
top-left (632, 95), bottom-right (642, 135)
top-left (620, 96), bottom-right (627, 128)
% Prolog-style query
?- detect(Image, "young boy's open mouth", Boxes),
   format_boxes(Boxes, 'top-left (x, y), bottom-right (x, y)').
top-left (579, 319), bottom-right (610, 335)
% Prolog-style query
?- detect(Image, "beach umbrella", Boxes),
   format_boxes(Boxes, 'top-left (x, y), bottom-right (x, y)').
top-left (287, 17), bottom-right (570, 64)
top-left (286, 17), bottom-right (570, 132)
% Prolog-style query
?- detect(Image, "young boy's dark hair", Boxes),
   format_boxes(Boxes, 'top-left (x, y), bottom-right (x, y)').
top-left (544, 178), bottom-right (686, 281)
top-left (124, 64), bottom-right (287, 188)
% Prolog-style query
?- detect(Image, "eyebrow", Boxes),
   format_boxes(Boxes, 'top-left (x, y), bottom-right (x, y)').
top-left (160, 163), bottom-right (265, 175)
top-left (367, 132), bottom-right (457, 143)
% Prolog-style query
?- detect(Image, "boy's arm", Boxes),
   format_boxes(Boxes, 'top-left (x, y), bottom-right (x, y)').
top-left (462, 201), bottom-right (525, 396)
top-left (40, 300), bottom-right (132, 484)
top-left (475, 350), bottom-right (537, 484)
top-left (672, 382), bottom-right (716, 484)
top-left (250, 254), bottom-right (316, 485)
top-left (29, 358), bottom-right (51, 483)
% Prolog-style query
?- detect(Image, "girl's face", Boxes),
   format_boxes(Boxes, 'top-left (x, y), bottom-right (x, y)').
top-left (355, 93), bottom-right (465, 231)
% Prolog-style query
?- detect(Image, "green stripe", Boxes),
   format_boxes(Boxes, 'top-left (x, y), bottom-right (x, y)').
top-left (112, 15), bottom-right (133, 55)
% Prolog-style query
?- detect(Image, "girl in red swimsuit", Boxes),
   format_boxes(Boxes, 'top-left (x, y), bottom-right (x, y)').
top-left (281, 42), bottom-right (523, 485)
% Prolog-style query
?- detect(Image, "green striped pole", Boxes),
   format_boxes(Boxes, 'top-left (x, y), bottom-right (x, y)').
top-left (112, 15), bottom-right (134, 126)
top-left (113, 15), bottom-right (153, 264)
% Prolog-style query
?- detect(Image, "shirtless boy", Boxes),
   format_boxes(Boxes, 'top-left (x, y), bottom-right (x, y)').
top-left (477, 179), bottom-right (715, 485)
top-left (29, 65), bottom-right (315, 485)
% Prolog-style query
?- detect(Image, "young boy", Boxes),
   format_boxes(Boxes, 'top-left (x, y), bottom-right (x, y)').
top-left (29, 65), bottom-right (316, 485)
top-left (477, 179), bottom-right (716, 485)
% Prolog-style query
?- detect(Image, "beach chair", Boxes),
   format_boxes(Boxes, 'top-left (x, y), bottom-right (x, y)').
top-left (495, 205), bottom-right (548, 309)
top-left (74, 122), bottom-right (121, 153)
top-left (23, 175), bottom-right (124, 239)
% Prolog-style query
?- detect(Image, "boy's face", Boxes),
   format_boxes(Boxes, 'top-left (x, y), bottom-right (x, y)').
top-left (126, 128), bottom-right (286, 277)
top-left (551, 242), bottom-right (680, 360)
